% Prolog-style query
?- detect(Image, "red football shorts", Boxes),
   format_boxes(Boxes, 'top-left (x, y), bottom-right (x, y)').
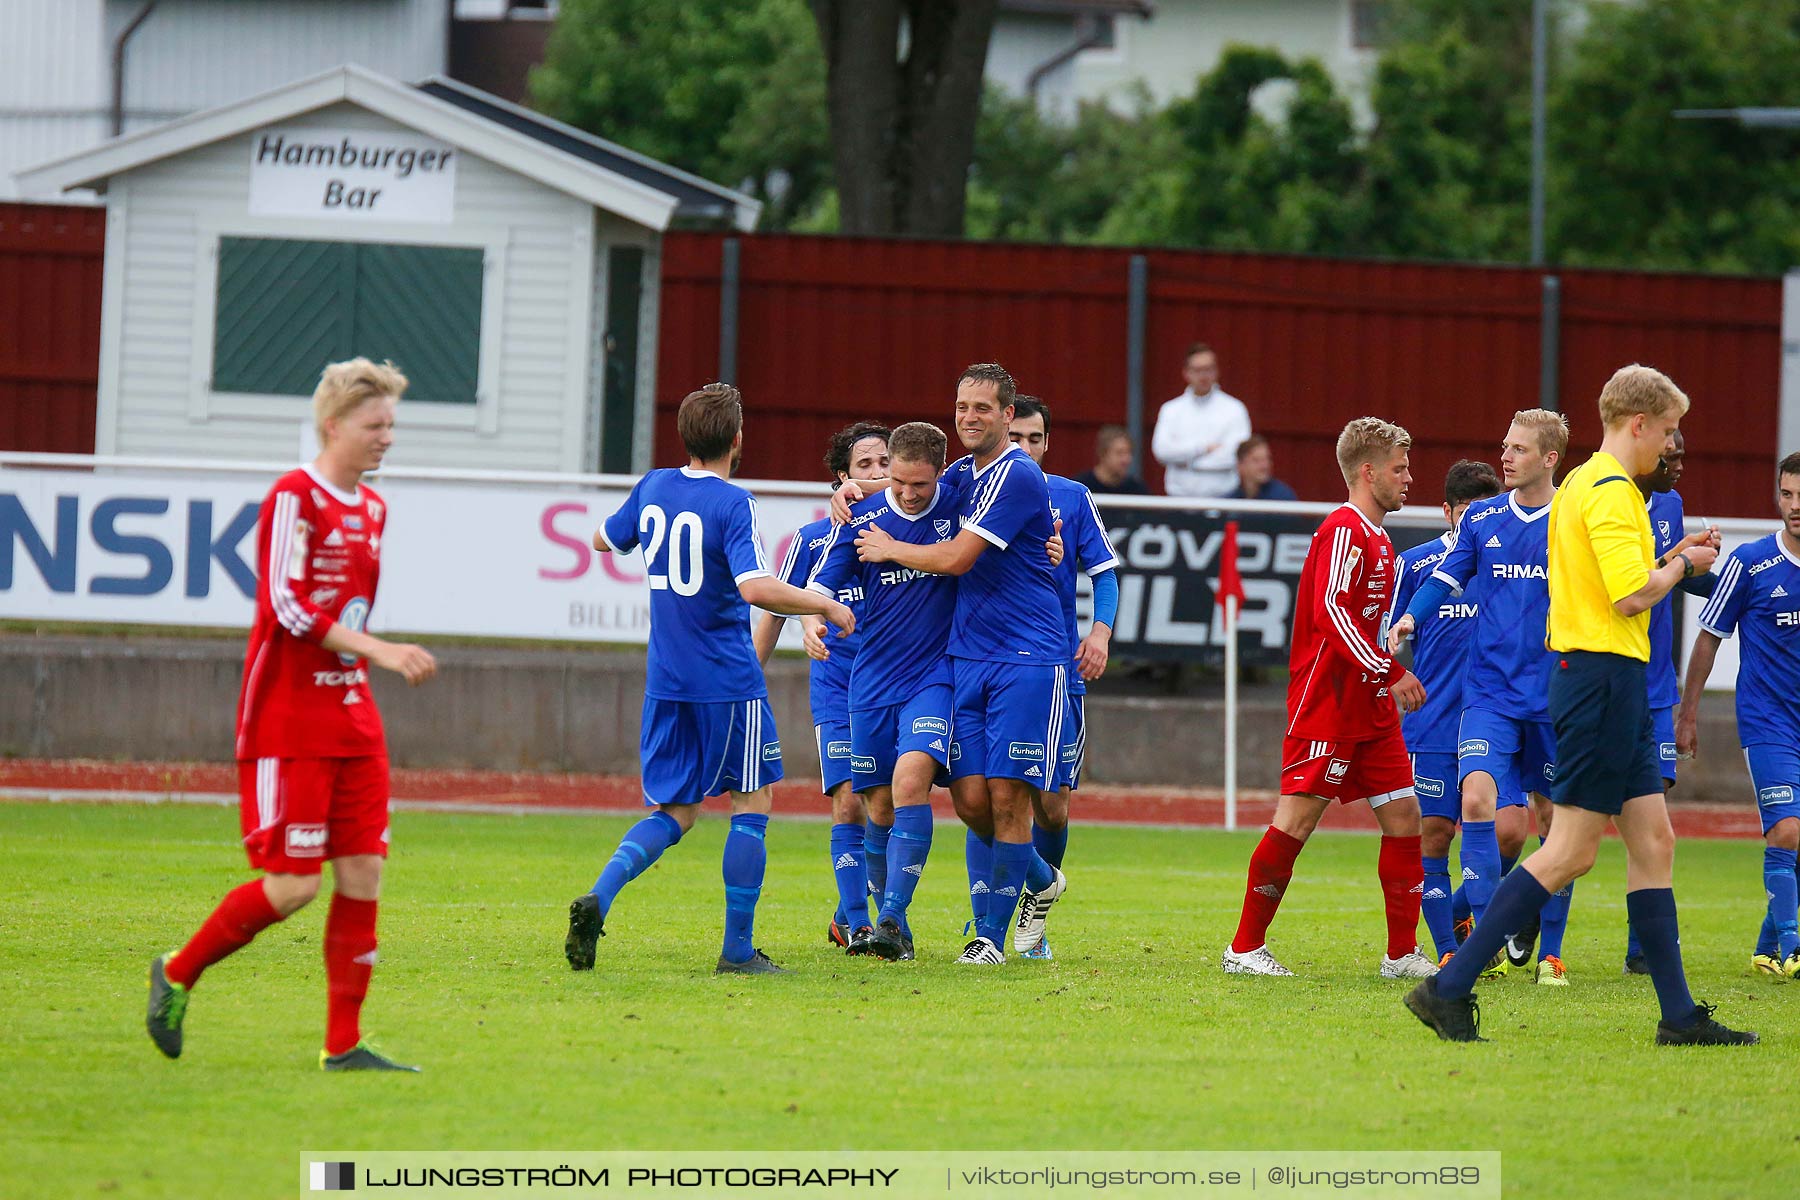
top-left (238, 754), bottom-right (390, 874)
top-left (1280, 732), bottom-right (1414, 807)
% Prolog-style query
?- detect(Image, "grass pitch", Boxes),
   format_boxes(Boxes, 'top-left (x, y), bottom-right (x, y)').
top-left (4, 799), bottom-right (1792, 1199)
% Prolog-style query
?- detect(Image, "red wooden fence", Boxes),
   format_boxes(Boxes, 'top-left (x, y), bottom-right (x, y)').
top-left (658, 233), bottom-right (1783, 519)
top-left (1, 203), bottom-right (1783, 518)
top-left (0, 203), bottom-right (104, 455)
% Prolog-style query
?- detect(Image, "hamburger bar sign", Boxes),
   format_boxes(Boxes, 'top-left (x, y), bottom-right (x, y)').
top-left (248, 125), bottom-right (457, 222)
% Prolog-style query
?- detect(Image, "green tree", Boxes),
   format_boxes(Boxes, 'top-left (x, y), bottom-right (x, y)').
top-left (1361, 0), bottom-right (1543, 261)
top-left (1550, 0), bottom-right (1800, 272)
top-left (529, 0), bottom-right (830, 229)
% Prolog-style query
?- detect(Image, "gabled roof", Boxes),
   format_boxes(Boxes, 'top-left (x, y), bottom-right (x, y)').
top-left (416, 77), bottom-right (759, 232)
top-left (14, 65), bottom-right (757, 232)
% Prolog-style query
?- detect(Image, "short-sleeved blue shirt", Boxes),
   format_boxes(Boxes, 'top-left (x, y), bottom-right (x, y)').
top-left (1390, 532), bottom-right (1477, 754)
top-left (941, 445), bottom-right (1065, 664)
top-left (1432, 490), bottom-right (1555, 723)
top-left (773, 514), bottom-right (864, 725)
top-left (1698, 532), bottom-right (1800, 747)
top-left (808, 480), bottom-right (965, 712)
top-left (602, 467), bottom-right (771, 702)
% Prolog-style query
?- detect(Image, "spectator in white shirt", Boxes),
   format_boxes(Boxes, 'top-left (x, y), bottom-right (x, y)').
top-left (1151, 342), bottom-right (1252, 497)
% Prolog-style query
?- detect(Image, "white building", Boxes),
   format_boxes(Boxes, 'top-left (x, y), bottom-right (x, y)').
top-left (1, 0), bottom-right (565, 201)
top-left (988, 0), bottom-right (1388, 120)
top-left (17, 65), bottom-right (757, 474)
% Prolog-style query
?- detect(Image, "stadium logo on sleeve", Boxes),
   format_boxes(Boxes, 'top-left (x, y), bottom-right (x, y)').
top-left (1759, 785), bottom-right (1795, 808)
top-left (911, 717), bottom-right (951, 736)
top-left (1008, 742), bottom-right (1047, 761)
top-left (1458, 739), bottom-right (1491, 759)
top-left (309, 1162), bottom-right (355, 1192)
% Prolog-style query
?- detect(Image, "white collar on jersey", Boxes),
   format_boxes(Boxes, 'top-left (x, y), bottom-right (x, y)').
top-left (678, 465), bottom-right (724, 480)
top-left (303, 464), bottom-right (362, 507)
top-left (883, 483), bottom-right (947, 523)
top-left (1438, 531), bottom-right (1454, 550)
top-left (1508, 489), bottom-right (1551, 523)
top-left (971, 442), bottom-right (1024, 480)
top-left (1338, 500), bottom-right (1385, 537)
top-left (1780, 535), bottom-right (1800, 569)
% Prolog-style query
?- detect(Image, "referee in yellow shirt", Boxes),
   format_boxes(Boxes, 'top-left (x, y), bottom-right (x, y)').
top-left (1407, 365), bottom-right (1757, 1045)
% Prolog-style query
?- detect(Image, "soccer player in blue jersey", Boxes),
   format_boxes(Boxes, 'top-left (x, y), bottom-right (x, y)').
top-left (802, 422), bottom-right (964, 961)
top-left (1002, 396), bottom-right (1119, 959)
top-left (851, 364), bottom-right (1068, 965)
top-left (1390, 409), bottom-right (1571, 984)
top-left (754, 422), bottom-right (890, 951)
top-left (1678, 451), bottom-right (1800, 979)
top-left (1387, 460), bottom-right (1502, 966)
top-left (564, 384), bottom-right (856, 975)
top-left (1620, 431), bottom-right (1714, 974)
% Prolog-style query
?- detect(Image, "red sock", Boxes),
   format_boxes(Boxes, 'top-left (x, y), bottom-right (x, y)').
top-left (1379, 834), bottom-right (1424, 959)
top-left (324, 894), bottom-right (379, 1057)
top-left (1232, 826), bottom-right (1305, 954)
top-left (165, 878), bottom-right (282, 988)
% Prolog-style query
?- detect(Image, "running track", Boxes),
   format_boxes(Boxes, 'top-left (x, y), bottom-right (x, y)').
top-left (0, 759), bottom-right (1763, 838)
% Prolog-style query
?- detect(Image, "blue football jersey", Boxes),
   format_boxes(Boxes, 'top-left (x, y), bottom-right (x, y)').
top-left (773, 514), bottom-right (865, 725)
top-left (1645, 489), bottom-right (1685, 710)
top-left (941, 445), bottom-right (1065, 663)
top-left (1697, 533), bottom-right (1800, 747)
top-left (1432, 490), bottom-right (1555, 722)
top-left (1391, 532), bottom-right (1477, 754)
top-left (601, 467), bottom-right (772, 702)
top-left (1046, 474), bottom-right (1120, 697)
top-left (807, 481), bottom-right (963, 712)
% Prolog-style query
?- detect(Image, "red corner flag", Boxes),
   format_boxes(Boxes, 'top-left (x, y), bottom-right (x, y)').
top-left (1217, 520), bottom-right (1247, 609)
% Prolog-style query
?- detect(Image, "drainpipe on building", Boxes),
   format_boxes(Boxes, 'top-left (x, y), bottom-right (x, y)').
top-left (110, 0), bottom-right (160, 137)
top-left (1025, 14), bottom-right (1108, 106)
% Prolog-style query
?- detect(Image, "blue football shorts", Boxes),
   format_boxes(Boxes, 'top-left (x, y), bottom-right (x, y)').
top-left (640, 695), bottom-right (782, 806)
top-left (849, 684), bottom-right (953, 791)
top-left (949, 658), bottom-right (1065, 787)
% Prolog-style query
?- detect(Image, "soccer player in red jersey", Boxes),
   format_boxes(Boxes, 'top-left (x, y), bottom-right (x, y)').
top-left (1221, 417), bottom-right (1436, 979)
top-left (145, 358), bottom-right (437, 1071)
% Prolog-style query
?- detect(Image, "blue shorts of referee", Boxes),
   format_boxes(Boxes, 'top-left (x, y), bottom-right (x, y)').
top-left (1547, 651), bottom-right (1662, 814)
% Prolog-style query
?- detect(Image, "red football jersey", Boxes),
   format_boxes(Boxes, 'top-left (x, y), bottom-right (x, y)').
top-left (1286, 502), bottom-right (1400, 742)
top-left (234, 466), bottom-right (387, 760)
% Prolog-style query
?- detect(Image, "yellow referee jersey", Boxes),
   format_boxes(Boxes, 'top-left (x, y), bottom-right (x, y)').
top-left (1546, 450), bottom-right (1655, 661)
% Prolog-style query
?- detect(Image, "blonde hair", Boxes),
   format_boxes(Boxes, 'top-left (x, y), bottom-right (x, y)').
top-left (313, 358), bottom-right (406, 442)
top-left (1597, 364), bottom-right (1689, 428)
top-left (1335, 417), bottom-right (1412, 485)
top-left (1510, 408), bottom-right (1569, 459)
